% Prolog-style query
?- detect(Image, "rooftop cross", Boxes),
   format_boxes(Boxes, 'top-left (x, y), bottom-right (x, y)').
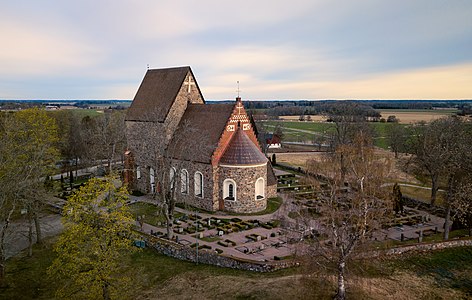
top-left (236, 102), bottom-right (244, 115)
top-left (184, 76), bottom-right (196, 93)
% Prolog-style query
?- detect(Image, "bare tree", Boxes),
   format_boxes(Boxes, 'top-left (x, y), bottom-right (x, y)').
top-left (409, 118), bottom-right (463, 206)
top-left (323, 102), bottom-right (376, 185)
top-left (301, 132), bottom-right (392, 299)
top-left (386, 122), bottom-right (407, 158)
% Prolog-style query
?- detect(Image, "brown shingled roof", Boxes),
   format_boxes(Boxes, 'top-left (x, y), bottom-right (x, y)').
top-left (219, 127), bottom-right (268, 166)
top-left (126, 66), bottom-right (202, 122)
top-left (167, 103), bottom-right (235, 163)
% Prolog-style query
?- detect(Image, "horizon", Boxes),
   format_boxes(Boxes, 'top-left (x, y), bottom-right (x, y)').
top-left (1, 1), bottom-right (471, 100)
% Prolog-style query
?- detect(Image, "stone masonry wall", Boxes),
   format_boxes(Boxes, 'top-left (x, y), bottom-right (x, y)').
top-left (164, 72), bottom-right (204, 141)
top-left (145, 235), bottom-right (296, 272)
top-left (125, 71), bottom-right (204, 194)
top-left (219, 164), bottom-right (267, 213)
top-left (171, 160), bottom-right (215, 211)
top-left (126, 121), bottom-right (166, 193)
top-left (267, 183), bottom-right (277, 198)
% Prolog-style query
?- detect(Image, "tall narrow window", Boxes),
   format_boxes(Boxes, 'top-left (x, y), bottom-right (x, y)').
top-left (194, 172), bottom-right (203, 197)
top-left (255, 177), bottom-right (265, 200)
top-left (149, 167), bottom-right (155, 193)
top-left (169, 167), bottom-right (176, 189)
top-left (223, 179), bottom-right (237, 201)
top-left (181, 169), bottom-right (189, 194)
top-left (136, 166), bottom-right (141, 179)
top-left (228, 184), bottom-right (234, 199)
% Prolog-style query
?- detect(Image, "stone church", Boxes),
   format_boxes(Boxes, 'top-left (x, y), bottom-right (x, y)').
top-left (124, 66), bottom-right (277, 213)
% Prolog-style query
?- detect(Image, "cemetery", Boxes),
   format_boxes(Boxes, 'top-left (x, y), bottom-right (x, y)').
top-left (126, 165), bottom-right (457, 266)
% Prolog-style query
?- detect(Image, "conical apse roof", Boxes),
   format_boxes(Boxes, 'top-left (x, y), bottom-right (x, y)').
top-left (219, 128), bottom-right (268, 166)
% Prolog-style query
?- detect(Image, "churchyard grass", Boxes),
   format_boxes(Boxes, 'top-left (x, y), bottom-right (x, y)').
top-left (400, 185), bottom-right (447, 207)
top-left (3, 236), bottom-right (472, 299)
top-left (129, 202), bottom-right (184, 227)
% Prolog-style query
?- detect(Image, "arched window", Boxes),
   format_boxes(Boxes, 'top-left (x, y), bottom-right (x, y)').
top-left (223, 179), bottom-right (237, 201)
top-left (169, 167), bottom-right (176, 189)
top-left (181, 169), bottom-right (189, 194)
top-left (194, 172), bottom-right (203, 198)
top-left (136, 166), bottom-right (141, 179)
top-left (255, 177), bottom-right (265, 200)
top-left (149, 167), bottom-right (155, 193)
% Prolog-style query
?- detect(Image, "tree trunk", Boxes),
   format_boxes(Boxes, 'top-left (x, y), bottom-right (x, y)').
top-left (163, 202), bottom-right (174, 240)
top-left (430, 173), bottom-right (439, 206)
top-left (0, 253), bottom-right (6, 288)
top-left (0, 206), bottom-right (15, 287)
top-left (34, 211), bottom-right (42, 244)
top-left (109, 143), bottom-right (116, 174)
top-left (443, 175), bottom-right (454, 241)
top-left (102, 282), bottom-right (111, 300)
top-left (443, 204), bottom-right (451, 240)
top-left (335, 259), bottom-right (346, 300)
top-left (28, 213), bottom-right (34, 257)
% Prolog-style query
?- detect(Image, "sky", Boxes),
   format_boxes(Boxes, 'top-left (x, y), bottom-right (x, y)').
top-left (1, 0), bottom-right (471, 100)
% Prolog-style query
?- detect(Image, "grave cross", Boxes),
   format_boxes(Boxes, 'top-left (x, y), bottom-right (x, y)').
top-left (184, 76), bottom-right (196, 93)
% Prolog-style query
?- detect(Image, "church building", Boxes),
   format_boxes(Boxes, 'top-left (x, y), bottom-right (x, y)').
top-left (124, 66), bottom-right (277, 213)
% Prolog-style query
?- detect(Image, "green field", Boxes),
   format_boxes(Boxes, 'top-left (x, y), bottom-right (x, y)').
top-left (262, 121), bottom-right (409, 149)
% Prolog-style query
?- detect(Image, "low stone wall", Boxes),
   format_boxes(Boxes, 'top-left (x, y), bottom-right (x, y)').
top-left (368, 239), bottom-right (472, 258)
top-left (144, 235), bottom-right (296, 272)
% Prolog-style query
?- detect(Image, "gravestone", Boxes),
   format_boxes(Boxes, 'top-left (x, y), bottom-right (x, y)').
top-left (218, 230), bottom-right (224, 236)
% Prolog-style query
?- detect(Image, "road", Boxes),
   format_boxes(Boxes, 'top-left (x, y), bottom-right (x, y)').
top-left (4, 212), bottom-right (63, 259)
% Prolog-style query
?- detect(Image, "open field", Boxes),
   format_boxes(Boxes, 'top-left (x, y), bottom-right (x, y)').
top-left (376, 109), bottom-right (458, 124)
top-left (2, 237), bottom-right (471, 299)
top-left (262, 121), bottom-right (407, 149)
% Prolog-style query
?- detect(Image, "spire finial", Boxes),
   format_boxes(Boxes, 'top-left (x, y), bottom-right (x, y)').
top-left (236, 81), bottom-right (241, 98)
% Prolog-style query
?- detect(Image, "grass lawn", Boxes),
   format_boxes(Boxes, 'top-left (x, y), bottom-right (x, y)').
top-left (128, 202), bottom-right (184, 227)
top-left (400, 185), bottom-right (446, 207)
top-left (2, 236), bottom-right (472, 299)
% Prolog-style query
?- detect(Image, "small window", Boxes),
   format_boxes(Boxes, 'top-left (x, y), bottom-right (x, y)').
top-left (181, 169), bottom-right (189, 194)
top-left (194, 172), bottom-right (204, 198)
top-left (223, 179), bottom-right (237, 201)
top-left (136, 166), bottom-right (141, 179)
top-left (255, 177), bottom-right (265, 200)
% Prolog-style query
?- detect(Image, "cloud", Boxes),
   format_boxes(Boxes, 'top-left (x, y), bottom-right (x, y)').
top-left (0, 17), bottom-right (103, 77)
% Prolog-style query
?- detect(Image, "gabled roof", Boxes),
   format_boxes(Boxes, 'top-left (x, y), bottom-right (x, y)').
top-left (125, 66), bottom-right (203, 122)
top-left (219, 127), bottom-right (268, 166)
top-left (167, 103), bottom-right (235, 163)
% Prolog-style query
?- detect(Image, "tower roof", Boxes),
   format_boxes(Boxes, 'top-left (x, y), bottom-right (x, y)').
top-left (219, 127), bottom-right (268, 166)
